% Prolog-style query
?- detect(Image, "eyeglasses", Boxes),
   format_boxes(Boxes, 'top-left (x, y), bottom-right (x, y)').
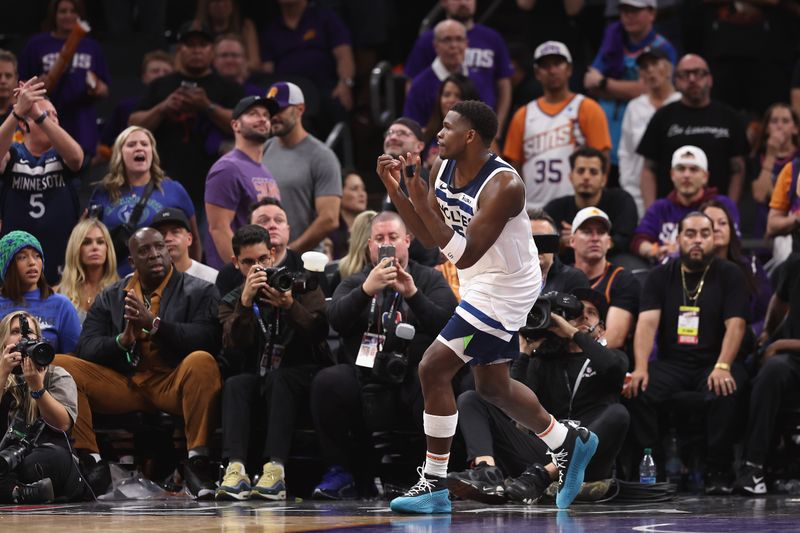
top-left (384, 128), bottom-right (413, 139)
top-left (675, 69), bottom-right (710, 80)
top-left (239, 254), bottom-right (271, 267)
top-left (435, 36), bottom-right (467, 44)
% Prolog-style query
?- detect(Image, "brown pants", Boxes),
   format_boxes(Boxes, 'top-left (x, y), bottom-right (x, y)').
top-left (54, 352), bottom-right (222, 453)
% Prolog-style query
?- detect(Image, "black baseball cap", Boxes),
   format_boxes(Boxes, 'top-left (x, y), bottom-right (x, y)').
top-left (636, 46), bottom-right (670, 66)
top-left (571, 287), bottom-right (608, 321)
top-left (177, 29), bottom-right (214, 45)
top-left (232, 95), bottom-right (279, 120)
top-left (151, 208), bottom-right (191, 232)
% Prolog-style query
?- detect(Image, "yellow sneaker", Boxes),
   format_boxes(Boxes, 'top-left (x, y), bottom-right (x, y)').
top-left (215, 462), bottom-right (251, 501)
top-left (252, 462), bottom-right (287, 500)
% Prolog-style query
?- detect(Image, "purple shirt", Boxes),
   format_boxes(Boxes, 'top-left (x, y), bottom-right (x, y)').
top-left (18, 32), bottom-right (110, 157)
top-left (204, 148), bottom-right (280, 269)
top-left (260, 4), bottom-right (351, 90)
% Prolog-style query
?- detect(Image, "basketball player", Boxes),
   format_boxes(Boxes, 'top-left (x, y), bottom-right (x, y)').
top-left (376, 100), bottom-right (599, 514)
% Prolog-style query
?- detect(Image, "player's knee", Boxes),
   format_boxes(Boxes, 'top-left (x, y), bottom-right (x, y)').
top-left (475, 380), bottom-right (510, 408)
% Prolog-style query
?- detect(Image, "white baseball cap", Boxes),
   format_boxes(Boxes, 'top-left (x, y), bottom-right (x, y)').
top-left (671, 145), bottom-right (708, 171)
top-left (534, 41), bottom-right (572, 65)
top-left (620, 0), bottom-right (657, 8)
top-left (571, 207), bottom-right (611, 235)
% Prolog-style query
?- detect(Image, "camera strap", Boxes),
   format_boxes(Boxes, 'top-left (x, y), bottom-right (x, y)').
top-left (252, 303), bottom-right (280, 377)
top-left (563, 359), bottom-right (591, 419)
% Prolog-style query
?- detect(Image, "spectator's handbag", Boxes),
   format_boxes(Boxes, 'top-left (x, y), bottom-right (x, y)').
top-left (109, 181), bottom-right (155, 263)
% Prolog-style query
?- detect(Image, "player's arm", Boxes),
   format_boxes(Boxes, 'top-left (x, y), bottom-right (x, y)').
top-left (376, 153), bottom-right (438, 246)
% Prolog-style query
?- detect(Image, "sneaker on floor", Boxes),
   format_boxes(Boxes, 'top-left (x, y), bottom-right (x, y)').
top-left (445, 462), bottom-right (506, 504)
top-left (252, 462), bottom-right (287, 500)
top-left (77, 452), bottom-right (112, 496)
top-left (504, 463), bottom-right (552, 504)
top-left (705, 468), bottom-right (734, 495)
top-left (548, 426), bottom-right (599, 509)
top-left (182, 456), bottom-right (217, 500)
top-left (312, 465), bottom-right (357, 500)
top-left (390, 465), bottom-right (451, 514)
top-left (215, 463), bottom-right (251, 501)
top-left (734, 462), bottom-right (767, 496)
top-left (13, 477), bottom-right (54, 504)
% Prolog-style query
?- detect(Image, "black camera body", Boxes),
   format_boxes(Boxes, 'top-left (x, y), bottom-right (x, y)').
top-left (255, 266), bottom-right (319, 294)
top-left (14, 315), bottom-right (55, 368)
top-left (371, 322), bottom-right (415, 385)
top-left (520, 291), bottom-right (584, 339)
top-left (0, 416), bottom-right (45, 476)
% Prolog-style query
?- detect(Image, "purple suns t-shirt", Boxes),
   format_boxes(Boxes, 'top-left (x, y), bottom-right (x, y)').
top-left (204, 148), bottom-right (281, 269)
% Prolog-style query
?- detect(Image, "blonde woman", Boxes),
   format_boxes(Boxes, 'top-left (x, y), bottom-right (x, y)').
top-left (56, 219), bottom-right (119, 323)
top-left (337, 210), bottom-right (376, 278)
top-left (88, 126), bottom-right (201, 274)
top-left (0, 311), bottom-right (81, 503)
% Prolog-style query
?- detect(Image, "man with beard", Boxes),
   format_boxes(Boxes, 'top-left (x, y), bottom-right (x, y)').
top-left (626, 211), bottom-right (748, 494)
top-left (205, 96), bottom-right (281, 269)
top-left (262, 82), bottom-right (342, 254)
top-left (544, 147), bottom-right (637, 263)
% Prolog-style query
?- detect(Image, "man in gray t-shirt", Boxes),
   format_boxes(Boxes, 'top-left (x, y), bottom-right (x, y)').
top-left (262, 82), bottom-right (342, 252)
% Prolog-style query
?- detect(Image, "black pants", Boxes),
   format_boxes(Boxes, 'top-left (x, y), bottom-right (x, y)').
top-left (0, 444), bottom-right (84, 502)
top-left (222, 365), bottom-right (320, 465)
top-left (744, 353), bottom-right (800, 465)
top-left (457, 390), bottom-right (629, 481)
top-left (626, 358), bottom-right (747, 470)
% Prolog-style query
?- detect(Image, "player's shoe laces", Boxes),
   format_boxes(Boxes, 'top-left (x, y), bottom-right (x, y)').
top-left (390, 465), bottom-right (451, 514)
top-left (548, 426), bottom-right (599, 509)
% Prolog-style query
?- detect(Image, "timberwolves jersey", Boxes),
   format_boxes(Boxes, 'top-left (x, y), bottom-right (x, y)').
top-left (434, 154), bottom-right (541, 330)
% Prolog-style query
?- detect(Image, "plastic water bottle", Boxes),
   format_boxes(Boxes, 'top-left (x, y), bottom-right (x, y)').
top-left (639, 448), bottom-right (657, 485)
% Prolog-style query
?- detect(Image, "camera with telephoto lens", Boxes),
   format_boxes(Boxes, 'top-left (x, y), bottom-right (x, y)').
top-left (0, 416), bottom-right (45, 476)
top-left (372, 322), bottom-right (415, 385)
top-left (14, 315), bottom-right (55, 368)
top-left (520, 291), bottom-right (584, 340)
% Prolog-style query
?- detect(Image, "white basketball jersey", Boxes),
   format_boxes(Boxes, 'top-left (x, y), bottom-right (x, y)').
top-left (521, 94), bottom-right (587, 209)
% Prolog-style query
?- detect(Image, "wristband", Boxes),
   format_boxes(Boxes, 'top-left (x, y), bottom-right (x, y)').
top-left (714, 362), bottom-right (731, 371)
top-left (115, 333), bottom-right (135, 365)
top-left (440, 232), bottom-right (467, 265)
top-left (33, 111), bottom-right (48, 124)
top-left (143, 316), bottom-right (161, 336)
top-left (30, 387), bottom-right (46, 399)
top-left (11, 109), bottom-right (25, 122)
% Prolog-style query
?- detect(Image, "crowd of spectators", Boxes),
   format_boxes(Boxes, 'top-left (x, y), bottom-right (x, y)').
top-left (1, 0), bottom-right (800, 505)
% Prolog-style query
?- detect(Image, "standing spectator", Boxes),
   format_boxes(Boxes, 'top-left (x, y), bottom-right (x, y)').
top-left (766, 153), bottom-right (800, 256)
top-left (213, 34), bottom-right (261, 96)
top-left (89, 126), bottom-right (200, 275)
top-left (262, 82), bottom-right (341, 253)
top-left (18, 0), bottom-right (110, 158)
top-left (423, 74), bottom-right (479, 167)
top-left (381, 117), bottom-right (428, 202)
top-left (152, 208), bottom-right (218, 284)
top-left (328, 169), bottom-right (366, 260)
top-left (632, 146), bottom-right (740, 263)
top-left (404, 0), bottom-right (513, 134)
top-left (636, 54), bottom-right (748, 207)
top-left (189, 0), bottom-right (261, 72)
top-left (205, 95), bottom-right (280, 269)
top-left (260, 0), bottom-right (355, 136)
top-left (129, 29), bottom-right (244, 212)
top-left (0, 78), bottom-right (84, 283)
top-left (0, 50), bottom-right (19, 122)
top-left (626, 212), bottom-right (748, 494)
top-left (0, 231), bottom-right (81, 353)
top-left (618, 47), bottom-right (681, 217)
top-left (583, 0), bottom-right (676, 171)
top-left (504, 41), bottom-right (611, 210)
top-left (56, 218), bottom-right (119, 324)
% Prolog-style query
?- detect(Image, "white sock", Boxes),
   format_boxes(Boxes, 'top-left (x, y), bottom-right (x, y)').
top-left (536, 415), bottom-right (569, 450)
top-left (268, 461), bottom-right (285, 477)
top-left (423, 451), bottom-right (450, 478)
top-left (228, 461), bottom-right (246, 475)
top-left (89, 453), bottom-right (102, 463)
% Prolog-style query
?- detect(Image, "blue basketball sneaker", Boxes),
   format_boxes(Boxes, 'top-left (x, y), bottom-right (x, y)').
top-left (390, 466), bottom-right (451, 514)
top-left (548, 426), bottom-right (599, 509)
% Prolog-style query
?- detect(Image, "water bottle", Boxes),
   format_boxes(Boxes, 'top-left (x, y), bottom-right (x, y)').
top-left (639, 448), bottom-right (657, 485)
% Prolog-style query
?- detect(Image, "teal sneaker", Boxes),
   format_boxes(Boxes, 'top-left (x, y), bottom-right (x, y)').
top-left (390, 466), bottom-right (451, 514)
top-left (549, 426), bottom-right (599, 509)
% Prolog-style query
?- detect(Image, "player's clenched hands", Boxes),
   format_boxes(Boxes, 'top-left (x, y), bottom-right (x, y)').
top-left (399, 152), bottom-right (426, 206)
top-left (376, 154), bottom-right (402, 196)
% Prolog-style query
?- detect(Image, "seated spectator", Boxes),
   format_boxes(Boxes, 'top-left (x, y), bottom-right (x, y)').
top-left (423, 74), bottom-right (479, 167)
top-left (205, 95), bottom-right (280, 269)
top-left (0, 78), bottom-right (84, 284)
top-left (18, 0), bottom-right (110, 158)
top-left (328, 210), bottom-right (376, 295)
top-left (0, 231), bottom-right (80, 353)
top-left (749, 104), bottom-right (800, 256)
top-left (0, 311), bottom-right (82, 503)
top-left (262, 82), bottom-right (342, 254)
top-left (56, 219), bottom-right (119, 324)
top-left (570, 208), bottom-right (640, 349)
top-left (632, 146), bottom-right (739, 263)
top-left (54, 228), bottom-right (222, 499)
top-left (327, 169), bottom-right (367, 260)
top-left (529, 209), bottom-right (589, 294)
top-left (734, 253), bottom-right (800, 495)
top-left (764, 111), bottom-right (800, 256)
top-left (97, 50), bottom-right (173, 164)
top-left (152, 208), bottom-right (218, 284)
top-left (544, 147), bottom-right (637, 264)
top-left (0, 50), bottom-right (19, 122)
top-left (216, 197), bottom-right (302, 298)
top-left (504, 41), bottom-right (611, 210)
top-left (215, 225), bottom-right (333, 501)
top-left (309, 211), bottom-right (458, 499)
top-left (89, 126), bottom-right (200, 275)
top-left (626, 212), bottom-right (748, 494)
top-left (129, 28), bottom-right (244, 211)
top-left (446, 288), bottom-right (628, 504)
top-left (189, 0), bottom-right (261, 72)
top-left (213, 34), bottom-right (262, 96)
top-left (618, 47), bottom-right (681, 217)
